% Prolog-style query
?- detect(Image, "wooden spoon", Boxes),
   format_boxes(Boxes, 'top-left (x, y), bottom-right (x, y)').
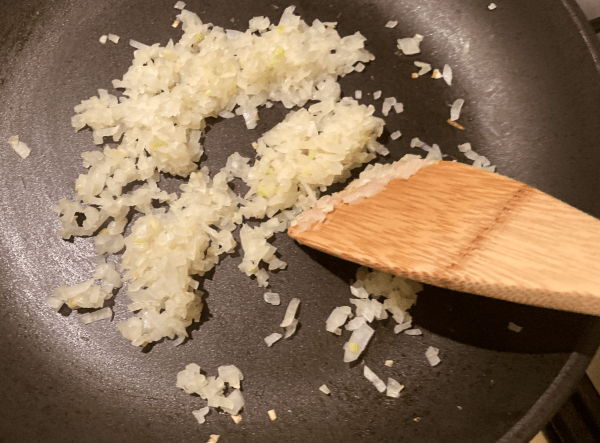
top-left (288, 161), bottom-right (600, 316)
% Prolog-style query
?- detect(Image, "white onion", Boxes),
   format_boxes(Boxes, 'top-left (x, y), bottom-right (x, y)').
top-left (192, 406), bottom-right (210, 424)
top-left (404, 328), bottom-right (422, 336)
top-left (390, 130), bottom-right (401, 140)
top-left (264, 332), bottom-right (283, 347)
top-left (108, 34), bottom-right (120, 44)
top-left (425, 346), bottom-right (441, 366)
top-left (263, 292), bottom-right (281, 306)
top-left (443, 64), bottom-right (453, 85)
top-left (6, 135), bottom-right (31, 159)
top-left (450, 99), bottom-right (464, 121)
top-left (280, 298), bottom-right (300, 328)
top-left (386, 377), bottom-right (404, 398)
top-left (326, 306), bottom-right (352, 333)
top-left (373, 90), bottom-right (382, 100)
top-left (508, 322), bottom-right (523, 332)
top-left (81, 307), bottom-right (113, 324)
top-left (319, 384), bottom-right (331, 395)
top-left (363, 365), bottom-right (386, 393)
top-left (414, 61), bottom-right (431, 76)
top-left (385, 21), bottom-right (398, 28)
top-left (397, 34), bottom-right (423, 55)
top-left (343, 323), bottom-right (374, 362)
top-left (218, 365), bottom-right (244, 389)
top-left (283, 319), bottom-right (299, 338)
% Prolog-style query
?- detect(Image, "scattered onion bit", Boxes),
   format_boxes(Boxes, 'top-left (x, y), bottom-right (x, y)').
top-left (508, 322), bottom-right (523, 332)
top-left (231, 414), bottom-right (242, 424)
top-left (172, 20), bottom-right (180, 28)
top-left (414, 417), bottom-right (421, 422)
top-left (431, 69), bottom-right (442, 79)
top-left (385, 360), bottom-right (393, 367)
top-left (447, 119), bottom-right (465, 130)
top-left (319, 384), bottom-right (331, 395)
top-left (99, 34), bottom-right (107, 44)
top-left (411, 73), bottom-right (419, 79)
top-left (488, 3), bottom-right (497, 10)
top-left (268, 409), bottom-right (277, 421)
top-left (208, 435), bottom-right (220, 443)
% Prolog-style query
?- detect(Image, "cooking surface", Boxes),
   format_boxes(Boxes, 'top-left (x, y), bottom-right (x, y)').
top-left (2, 1), bottom-right (600, 442)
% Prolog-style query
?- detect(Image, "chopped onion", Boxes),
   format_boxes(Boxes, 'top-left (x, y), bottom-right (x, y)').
top-left (386, 377), bottom-right (404, 398)
top-left (414, 61), bottom-right (431, 76)
top-left (218, 365), bottom-right (244, 389)
top-left (426, 346), bottom-right (441, 366)
top-left (319, 384), bottom-right (331, 395)
top-left (488, 3), bottom-right (497, 10)
top-left (280, 297), bottom-right (300, 328)
top-left (443, 64), bottom-right (453, 85)
top-left (404, 328), bottom-right (422, 336)
top-left (7, 135), bottom-right (31, 159)
top-left (431, 69), bottom-right (442, 79)
top-left (450, 99), bottom-right (464, 121)
top-left (264, 332), bottom-right (283, 347)
top-left (345, 316), bottom-right (367, 331)
top-left (80, 307), bottom-right (112, 324)
top-left (192, 406), bottom-right (210, 424)
top-left (174, 1), bottom-right (186, 9)
top-left (268, 409), bottom-right (277, 421)
top-left (343, 323), bottom-right (374, 362)
top-left (363, 365), bottom-right (386, 393)
top-left (382, 97), bottom-right (396, 116)
top-left (373, 90), bottom-right (382, 100)
top-left (99, 35), bottom-right (107, 44)
top-left (208, 435), bottom-right (220, 443)
top-left (410, 137), bottom-right (424, 148)
top-left (354, 62), bottom-right (365, 72)
top-left (385, 21), bottom-right (398, 28)
top-left (390, 130), bottom-right (401, 141)
top-left (508, 322), bottom-right (523, 332)
top-left (326, 306), bottom-right (352, 333)
top-left (394, 321), bottom-right (412, 334)
top-left (263, 292), bottom-right (281, 305)
top-left (231, 414), bottom-right (242, 424)
top-left (108, 34), bottom-right (120, 44)
top-left (397, 34), bottom-right (423, 55)
top-left (458, 142), bottom-right (472, 152)
top-left (385, 360), bottom-right (394, 367)
top-left (393, 103), bottom-right (404, 114)
top-left (355, 90), bottom-right (362, 99)
top-left (284, 319), bottom-right (299, 338)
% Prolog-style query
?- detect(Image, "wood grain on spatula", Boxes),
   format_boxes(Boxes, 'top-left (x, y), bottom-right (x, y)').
top-left (288, 161), bottom-right (600, 316)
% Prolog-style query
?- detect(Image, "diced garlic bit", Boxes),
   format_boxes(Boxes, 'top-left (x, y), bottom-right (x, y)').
top-left (363, 365), bottom-right (386, 393)
top-left (355, 90), bottom-right (362, 99)
top-left (386, 377), bottom-right (404, 398)
top-left (231, 414), bottom-right (242, 424)
top-left (390, 130), bottom-right (401, 140)
top-left (99, 34), bottom-right (107, 44)
top-left (263, 291), bottom-right (281, 305)
top-left (280, 298), bottom-right (301, 328)
top-left (443, 64), bottom-right (453, 85)
top-left (450, 98), bottom-right (464, 121)
top-left (268, 409), bottom-right (277, 421)
top-left (192, 406), bottom-right (210, 424)
top-left (508, 322), bottom-right (523, 333)
top-left (174, 1), bottom-right (186, 9)
top-left (80, 307), bottom-right (113, 324)
top-left (208, 435), bottom-right (220, 443)
top-left (326, 306), bottom-right (352, 333)
top-left (373, 90), bottom-right (382, 99)
top-left (385, 21), bottom-right (398, 28)
top-left (425, 346), bottom-right (441, 366)
top-left (319, 384), bottom-right (331, 395)
top-left (385, 360), bottom-right (393, 367)
top-left (265, 332), bottom-right (283, 347)
top-left (7, 135), bottom-right (31, 159)
top-left (57, 6), bottom-right (381, 348)
top-left (397, 34), bottom-right (423, 55)
top-left (108, 34), bottom-right (120, 44)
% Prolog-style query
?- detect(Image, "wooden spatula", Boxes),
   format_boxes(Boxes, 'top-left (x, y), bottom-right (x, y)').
top-left (288, 161), bottom-right (600, 316)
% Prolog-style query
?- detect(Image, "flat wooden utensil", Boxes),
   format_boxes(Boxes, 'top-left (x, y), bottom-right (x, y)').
top-left (288, 161), bottom-right (600, 316)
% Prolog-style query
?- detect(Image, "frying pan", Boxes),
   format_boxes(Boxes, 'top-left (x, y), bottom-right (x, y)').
top-left (1, 0), bottom-right (600, 442)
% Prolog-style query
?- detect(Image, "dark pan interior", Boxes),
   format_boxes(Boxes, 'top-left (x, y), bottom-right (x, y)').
top-left (2, 0), bottom-right (600, 442)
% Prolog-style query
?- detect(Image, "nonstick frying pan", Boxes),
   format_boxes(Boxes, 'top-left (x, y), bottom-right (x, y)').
top-left (2, 0), bottom-right (600, 442)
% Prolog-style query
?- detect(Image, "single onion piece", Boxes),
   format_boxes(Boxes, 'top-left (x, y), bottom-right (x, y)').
top-left (174, 1), bottom-right (186, 9)
top-left (426, 346), bottom-right (441, 366)
top-left (363, 365), bottom-right (386, 393)
top-left (264, 332), bottom-right (283, 347)
top-left (397, 34), bottom-right (423, 55)
top-left (218, 365), bottom-right (244, 389)
top-left (404, 328), bottom-right (422, 336)
top-left (373, 90), bottom-right (382, 100)
top-left (280, 297), bottom-right (301, 328)
top-left (208, 435), bottom-right (220, 443)
top-left (283, 318), bottom-right (299, 338)
top-left (231, 414), bottom-right (242, 424)
top-left (390, 130), bottom-right (401, 140)
top-left (263, 291), bottom-right (281, 305)
top-left (386, 377), bottom-right (404, 398)
top-left (319, 384), bottom-right (331, 395)
top-left (80, 307), bottom-right (112, 324)
top-left (268, 409), bottom-right (277, 421)
top-left (385, 360), bottom-right (394, 367)
top-left (343, 323), bottom-right (374, 362)
top-left (192, 406), bottom-right (210, 424)
top-left (508, 322), bottom-right (523, 333)
top-left (326, 306), bottom-right (352, 333)
top-left (385, 21), bottom-right (398, 28)
top-left (394, 321), bottom-right (412, 334)
top-left (443, 64), bottom-right (453, 85)
top-left (458, 142), bottom-right (472, 152)
top-left (346, 316), bottom-right (367, 331)
top-left (450, 99), bottom-right (464, 122)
